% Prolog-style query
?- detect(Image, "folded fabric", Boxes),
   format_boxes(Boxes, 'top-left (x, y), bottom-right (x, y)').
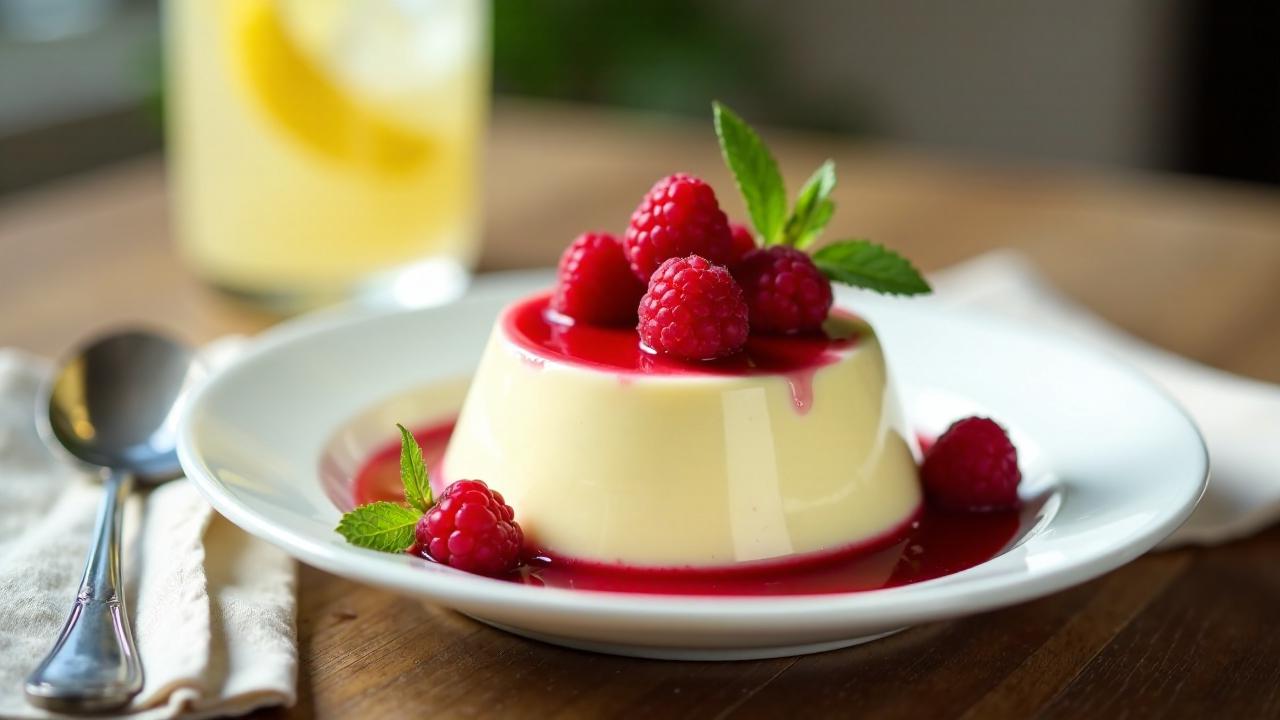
top-left (0, 348), bottom-right (296, 719)
top-left (932, 250), bottom-right (1280, 548)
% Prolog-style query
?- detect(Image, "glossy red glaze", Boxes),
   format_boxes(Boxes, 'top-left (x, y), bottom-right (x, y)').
top-left (503, 291), bottom-right (859, 378)
top-left (350, 420), bottom-right (1022, 597)
top-left (517, 507), bottom-right (1019, 595)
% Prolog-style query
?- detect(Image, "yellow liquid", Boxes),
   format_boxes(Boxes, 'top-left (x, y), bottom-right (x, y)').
top-left (165, 0), bottom-right (487, 302)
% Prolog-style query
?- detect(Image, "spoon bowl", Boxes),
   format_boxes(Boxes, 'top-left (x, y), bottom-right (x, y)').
top-left (46, 330), bottom-right (196, 481)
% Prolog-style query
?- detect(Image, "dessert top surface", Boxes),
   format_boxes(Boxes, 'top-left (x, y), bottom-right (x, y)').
top-left (501, 291), bottom-right (865, 377)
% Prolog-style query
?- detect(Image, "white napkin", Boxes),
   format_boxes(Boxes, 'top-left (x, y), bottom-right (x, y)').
top-left (0, 348), bottom-right (296, 719)
top-left (933, 250), bottom-right (1280, 548)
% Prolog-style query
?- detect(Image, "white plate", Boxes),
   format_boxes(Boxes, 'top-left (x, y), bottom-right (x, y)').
top-left (178, 271), bottom-right (1208, 660)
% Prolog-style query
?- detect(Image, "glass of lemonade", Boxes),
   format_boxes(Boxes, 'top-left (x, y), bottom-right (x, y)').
top-left (165, 0), bottom-right (488, 310)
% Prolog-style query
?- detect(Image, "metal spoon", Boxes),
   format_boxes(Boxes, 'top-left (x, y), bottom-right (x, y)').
top-left (24, 330), bottom-right (199, 713)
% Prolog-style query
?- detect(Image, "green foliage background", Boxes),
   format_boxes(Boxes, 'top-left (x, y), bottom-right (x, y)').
top-left (492, 0), bottom-right (869, 134)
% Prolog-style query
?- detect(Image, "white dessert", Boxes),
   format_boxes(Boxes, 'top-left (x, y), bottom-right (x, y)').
top-left (442, 297), bottom-right (921, 568)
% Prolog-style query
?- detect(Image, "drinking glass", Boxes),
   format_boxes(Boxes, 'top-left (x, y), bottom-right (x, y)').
top-left (165, 0), bottom-right (488, 310)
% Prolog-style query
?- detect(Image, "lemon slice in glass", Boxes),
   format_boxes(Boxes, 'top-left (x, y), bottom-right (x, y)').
top-left (227, 0), bottom-right (431, 176)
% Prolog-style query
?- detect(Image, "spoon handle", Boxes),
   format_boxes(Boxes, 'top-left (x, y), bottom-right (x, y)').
top-left (25, 469), bottom-right (143, 713)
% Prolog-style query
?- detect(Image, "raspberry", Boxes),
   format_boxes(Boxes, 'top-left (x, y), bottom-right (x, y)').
top-left (416, 479), bottom-right (523, 576)
top-left (624, 174), bottom-right (735, 279)
top-left (729, 222), bottom-right (757, 264)
top-left (551, 232), bottom-right (645, 326)
top-left (733, 246), bottom-right (833, 334)
top-left (921, 417), bottom-right (1021, 511)
top-left (637, 255), bottom-right (749, 360)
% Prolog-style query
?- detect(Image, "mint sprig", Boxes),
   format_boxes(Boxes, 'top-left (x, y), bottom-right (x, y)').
top-left (712, 102), bottom-right (930, 296)
top-left (784, 159), bottom-right (836, 249)
top-left (335, 424), bottom-right (433, 553)
top-left (397, 423), bottom-right (432, 512)
top-left (812, 240), bottom-right (932, 295)
top-left (336, 501), bottom-right (420, 552)
top-left (713, 101), bottom-right (787, 245)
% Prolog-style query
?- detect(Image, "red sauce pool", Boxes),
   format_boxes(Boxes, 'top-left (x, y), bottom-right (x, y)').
top-left (351, 422), bottom-right (1022, 596)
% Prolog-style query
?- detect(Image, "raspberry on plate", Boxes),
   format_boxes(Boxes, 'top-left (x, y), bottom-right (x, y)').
top-left (551, 232), bottom-right (645, 326)
top-left (637, 254), bottom-right (749, 361)
top-left (729, 222), bottom-right (757, 264)
top-left (921, 417), bottom-right (1021, 511)
top-left (416, 479), bottom-right (523, 576)
top-left (624, 173), bottom-right (735, 279)
top-left (734, 246), bottom-right (833, 334)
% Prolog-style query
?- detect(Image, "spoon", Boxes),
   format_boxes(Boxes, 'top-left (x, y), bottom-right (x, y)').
top-left (24, 330), bottom-right (199, 713)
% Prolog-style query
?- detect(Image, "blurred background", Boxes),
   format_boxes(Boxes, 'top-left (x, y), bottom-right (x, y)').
top-left (2, 0), bottom-right (1277, 197)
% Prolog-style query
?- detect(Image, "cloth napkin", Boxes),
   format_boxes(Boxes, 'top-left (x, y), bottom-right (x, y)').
top-left (932, 250), bottom-right (1280, 548)
top-left (0, 345), bottom-right (296, 720)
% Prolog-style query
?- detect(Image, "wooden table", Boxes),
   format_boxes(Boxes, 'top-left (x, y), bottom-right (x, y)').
top-left (3, 101), bottom-right (1280, 718)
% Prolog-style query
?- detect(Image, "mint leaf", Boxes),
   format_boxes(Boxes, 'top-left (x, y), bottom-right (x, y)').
top-left (812, 240), bottom-right (932, 295)
top-left (713, 101), bottom-right (787, 245)
top-left (784, 160), bottom-right (836, 248)
top-left (336, 501), bottom-right (420, 552)
top-left (397, 423), bottom-right (431, 513)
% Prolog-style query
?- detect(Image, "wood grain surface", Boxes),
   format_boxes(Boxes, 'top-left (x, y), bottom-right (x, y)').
top-left (3, 100), bottom-right (1279, 719)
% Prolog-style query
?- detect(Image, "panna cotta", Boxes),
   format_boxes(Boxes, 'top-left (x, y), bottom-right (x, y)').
top-left (334, 106), bottom-right (1024, 587)
top-left (441, 292), bottom-right (922, 569)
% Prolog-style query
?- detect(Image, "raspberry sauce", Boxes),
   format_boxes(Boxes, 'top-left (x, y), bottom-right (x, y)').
top-left (504, 292), bottom-right (859, 378)
top-left (502, 292), bottom-right (862, 413)
top-left (350, 421), bottom-right (1023, 597)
